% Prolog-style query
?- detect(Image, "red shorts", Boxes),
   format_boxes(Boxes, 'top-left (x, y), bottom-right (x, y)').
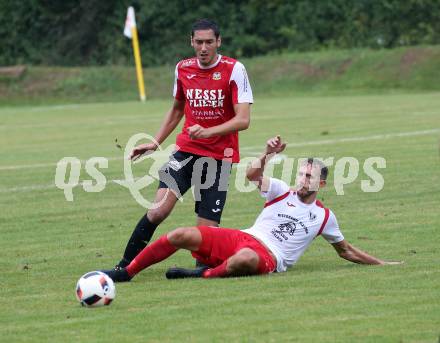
top-left (191, 226), bottom-right (276, 274)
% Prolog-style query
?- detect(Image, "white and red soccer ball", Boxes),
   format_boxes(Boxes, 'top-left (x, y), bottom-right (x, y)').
top-left (76, 271), bottom-right (116, 307)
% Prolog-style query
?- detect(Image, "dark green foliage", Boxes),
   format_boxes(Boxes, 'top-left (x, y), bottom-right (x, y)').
top-left (1, 0), bottom-right (439, 66)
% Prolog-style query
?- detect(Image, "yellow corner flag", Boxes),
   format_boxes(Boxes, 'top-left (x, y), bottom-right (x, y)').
top-left (124, 7), bottom-right (146, 102)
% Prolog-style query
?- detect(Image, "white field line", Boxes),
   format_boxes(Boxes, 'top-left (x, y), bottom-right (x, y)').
top-left (0, 149), bottom-right (179, 172)
top-left (0, 104), bottom-right (83, 114)
top-left (0, 183), bottom-right (59, 193)
top-left (0, 115), bottom-right (161, 130)
top-left (0, 156), bottom-right (123, 171)
top-left (0, 179), bottom-right (128, 194)
top-left (0, 178), bottom-right (148, 194)
top-left (240, 128), bottom-right (440, 151)
top-left (0, 101), bottom-right (138, 114)
top-left (1, 128), bottom-right (439, 172)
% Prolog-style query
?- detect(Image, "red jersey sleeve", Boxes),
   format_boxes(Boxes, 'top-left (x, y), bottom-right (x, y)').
top-left (173, 63), bottom-right (185, 101)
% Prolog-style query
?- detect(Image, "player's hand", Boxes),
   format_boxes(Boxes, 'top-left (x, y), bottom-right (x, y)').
top-left (187, 124), bottom-right (211, 139)
top-left (266, 135), bottom-right (286, 155)
top-left (129, 143), bottom-right (158, 161)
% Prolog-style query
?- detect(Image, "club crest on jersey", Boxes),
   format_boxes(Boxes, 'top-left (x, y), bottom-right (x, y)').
top-left (212, 72), bottom-right (221, 80)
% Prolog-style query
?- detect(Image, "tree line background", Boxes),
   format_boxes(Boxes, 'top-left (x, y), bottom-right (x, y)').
top-left (1, 0), bottom-right (439, 67)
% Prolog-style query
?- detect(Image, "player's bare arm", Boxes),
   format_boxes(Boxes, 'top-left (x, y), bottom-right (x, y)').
top-left (187, 102), bottom-right (250, 139)
top-left (246, 135), bottom-right (286, 191)
top-left (130, 99), bottom-right (185, 160)
top-left (332, 240), bottom-right (403, 265)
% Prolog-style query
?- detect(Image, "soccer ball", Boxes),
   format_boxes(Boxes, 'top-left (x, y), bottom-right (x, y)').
top-left (75, 271), bottom-right (116, 307)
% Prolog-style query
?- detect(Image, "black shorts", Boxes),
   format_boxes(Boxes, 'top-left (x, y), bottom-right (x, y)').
top-left (158, 151), bottom-right (232, 223)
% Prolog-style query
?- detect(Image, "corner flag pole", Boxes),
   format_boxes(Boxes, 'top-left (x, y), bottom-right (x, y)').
top-left (124, 7), bottom-right (146, 102)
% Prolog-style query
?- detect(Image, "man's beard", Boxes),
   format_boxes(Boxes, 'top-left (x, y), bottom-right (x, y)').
top-left (297, 188), bottom-right (316, 200)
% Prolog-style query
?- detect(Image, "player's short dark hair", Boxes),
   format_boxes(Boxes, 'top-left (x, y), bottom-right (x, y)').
top-left (191, 19), bottom-right (220, 39)
top-left (301, 158), bottom-right (329, 180)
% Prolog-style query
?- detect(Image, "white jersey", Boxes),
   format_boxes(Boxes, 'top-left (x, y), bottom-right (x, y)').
top-left (243, 178), bottom-right (344, 272)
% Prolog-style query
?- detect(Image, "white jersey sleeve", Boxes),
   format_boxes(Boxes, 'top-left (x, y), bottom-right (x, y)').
top-left (321, 210), bottom-right (345, 244)
top-left (230, 61), bottom-right (253, 103)
top-left (172, 63), bottom-right (179, 97)
top-left (260, 178), bottom-right (290, 202)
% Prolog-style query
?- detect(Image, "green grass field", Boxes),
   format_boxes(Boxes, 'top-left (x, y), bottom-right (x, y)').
top-left (1, 93), bottom-right (439, 342)
top-left (2, 45), bottom-right (440, 106)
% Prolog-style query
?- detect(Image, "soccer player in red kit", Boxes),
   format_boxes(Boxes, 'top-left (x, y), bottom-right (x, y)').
top-left (111, 19), bottom-right (253, 271)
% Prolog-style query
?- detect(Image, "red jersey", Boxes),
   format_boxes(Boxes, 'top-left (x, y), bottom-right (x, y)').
top-left (173, 55), bottom-right (253, 163)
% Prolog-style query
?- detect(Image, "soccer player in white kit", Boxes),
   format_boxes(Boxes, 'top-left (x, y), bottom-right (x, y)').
top-left (103, 136), bottom-right (402, 282)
